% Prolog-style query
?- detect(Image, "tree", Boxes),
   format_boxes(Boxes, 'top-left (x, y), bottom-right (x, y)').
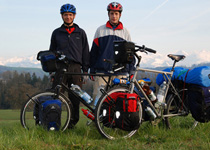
top-left (0, 71), bottom-right (50, 109)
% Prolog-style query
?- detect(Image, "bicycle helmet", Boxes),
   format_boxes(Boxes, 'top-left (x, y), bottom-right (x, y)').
top-left (60, 4), bottom-right (76, 14)
top-left (107, 2), bottom-right (123, 12)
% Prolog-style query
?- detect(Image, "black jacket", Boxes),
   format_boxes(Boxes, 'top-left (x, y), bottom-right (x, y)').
top-left (49, 24), bottom-right (89, 72)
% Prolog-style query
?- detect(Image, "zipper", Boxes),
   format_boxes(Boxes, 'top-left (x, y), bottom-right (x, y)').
top-left (68, 35), bottom-right (71, 47)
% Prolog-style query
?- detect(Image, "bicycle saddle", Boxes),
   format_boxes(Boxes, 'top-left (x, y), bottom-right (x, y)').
top-left (167, 54), bottom-right (185, 62)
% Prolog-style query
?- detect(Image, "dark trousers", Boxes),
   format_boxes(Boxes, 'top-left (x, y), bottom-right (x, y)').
top-left (53, 62), bottom-right (82, 127)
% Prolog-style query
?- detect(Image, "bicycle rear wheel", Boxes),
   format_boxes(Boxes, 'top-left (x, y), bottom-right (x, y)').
top-left (165, 93), bottom-right (196, 129)
top-left (20, 91), bottom-right (71, 132)
top-left (95, 86), bottom-right (143, 140)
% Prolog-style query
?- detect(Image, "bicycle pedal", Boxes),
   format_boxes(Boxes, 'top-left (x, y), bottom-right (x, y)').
top-left (150, 118), bottom-right (161, 126)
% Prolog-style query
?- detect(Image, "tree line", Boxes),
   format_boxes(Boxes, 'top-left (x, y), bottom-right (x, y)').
top-left (0, 71), bottom-right (50, 109)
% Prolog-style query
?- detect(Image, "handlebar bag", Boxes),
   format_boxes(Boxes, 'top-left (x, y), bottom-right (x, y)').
top-left (188, 85), bottom-right (210, 122)
top-left (114, 41), bottom-right (135, 64)
top-left (37, 50), bottom-right (58, 72)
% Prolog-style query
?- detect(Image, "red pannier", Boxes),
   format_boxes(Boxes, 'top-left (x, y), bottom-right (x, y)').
top-left (101, 92), bottom-right (141, 131)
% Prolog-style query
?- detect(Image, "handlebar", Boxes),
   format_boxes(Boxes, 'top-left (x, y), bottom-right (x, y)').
top-left (135, 45), bottom-right (156, 54)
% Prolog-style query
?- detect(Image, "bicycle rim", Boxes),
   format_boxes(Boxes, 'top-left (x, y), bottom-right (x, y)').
top-left (95, 87), bottom-right (142, 140)
top-left (20, 91), bottom-right (71, 132)
top-left (165, 94), bottom-right (196, 129)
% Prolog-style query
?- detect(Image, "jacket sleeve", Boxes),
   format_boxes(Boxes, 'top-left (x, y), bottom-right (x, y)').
top-left (90, 37), bottom-right (100, 73)
top-left (49, 30), bottom-right (57, 52)
top-left (81, 30), bottom-right (90, 72)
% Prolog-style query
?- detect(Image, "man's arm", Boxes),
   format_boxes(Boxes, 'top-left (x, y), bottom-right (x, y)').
top-left (81, 30), bottom-right (90, 72)
top-left (49, 31), bottom-right (57, 51)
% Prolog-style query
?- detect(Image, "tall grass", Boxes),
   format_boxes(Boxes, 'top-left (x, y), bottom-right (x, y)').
top-left (1, 109), bottom-right (210, 150)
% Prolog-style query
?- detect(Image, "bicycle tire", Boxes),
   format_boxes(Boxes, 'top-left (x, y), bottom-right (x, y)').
top-left (165, 93), bottom-right (196, 129)
top-left (94, 86), bottom-right (143, 140)
top-left (20, 91), bottom-right (72, 132)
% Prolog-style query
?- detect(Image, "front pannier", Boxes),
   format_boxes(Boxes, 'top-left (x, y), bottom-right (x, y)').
top-left (101, 92), bottom-right (141, 131)
top-left (115, 93), bottom-right (141, 131)
top-left (33, 96), bottom-right (62, 131)
top-left (37, 50), bottom-right (57, 72)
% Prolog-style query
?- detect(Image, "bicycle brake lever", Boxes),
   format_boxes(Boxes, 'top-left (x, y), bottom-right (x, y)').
top-left (59, 54), bottom-right (66, 60)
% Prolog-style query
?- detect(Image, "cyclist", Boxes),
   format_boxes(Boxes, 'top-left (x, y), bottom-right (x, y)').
top-left (49, 3), bottom-right (90, 128)
top-left (90, 2), bottom-right (135, 100)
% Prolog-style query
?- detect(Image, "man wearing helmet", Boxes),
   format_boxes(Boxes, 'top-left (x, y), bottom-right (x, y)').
top-left (49, 4), bottom-right (90, 128)
top-left (90, 2), bottom-right (135, 99)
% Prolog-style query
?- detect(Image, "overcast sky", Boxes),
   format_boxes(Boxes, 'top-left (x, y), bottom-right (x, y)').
top-left (0, 0), bottom-right (210, 64)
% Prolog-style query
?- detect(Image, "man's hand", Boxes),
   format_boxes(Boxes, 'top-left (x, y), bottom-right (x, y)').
top-left (82, 72), bottom-right (89, 84)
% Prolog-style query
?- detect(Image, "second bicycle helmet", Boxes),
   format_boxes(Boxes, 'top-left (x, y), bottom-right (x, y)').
top-left (107, 2), bottom-right (123, 12)
top-left (60, 4), bottom-right (76, 14)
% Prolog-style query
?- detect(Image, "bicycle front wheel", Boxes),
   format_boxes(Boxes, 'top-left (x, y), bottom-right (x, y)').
top-left (165, 93), bottom-right (196, 129)
top-left (95, 86), bottom-right (143, 140)
top-left (20, 91), bottom-right (72, 132)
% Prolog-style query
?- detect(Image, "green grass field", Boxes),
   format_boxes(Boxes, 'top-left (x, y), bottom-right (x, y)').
top-left (1, 109), bottom-right (210, 150)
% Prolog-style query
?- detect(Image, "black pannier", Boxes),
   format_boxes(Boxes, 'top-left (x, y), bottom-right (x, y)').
top-left (37, 50), bottom-right (57, 72)
top-left (114, 41), bottom-right (135, 64)
top-left (188, 85), bottom-right (210, 123)
top-left (33, 96), bottom-right (62, 131)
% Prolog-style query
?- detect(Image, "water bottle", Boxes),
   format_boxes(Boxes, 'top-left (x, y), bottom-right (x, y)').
top-left (140, 81), bottom-right (157, 102)
top-left (70, 84), bottom-right (93, 104)
top-left (93, 84), bottom-right (105, 109)
top-left (112, 78), bottom-right (130, 85)
top-left (157, 81), bottom-right (167, 103)
top-left (145, 106), bottom-right (157, 120)
top-left (81, 108), bottom-right (95, 120)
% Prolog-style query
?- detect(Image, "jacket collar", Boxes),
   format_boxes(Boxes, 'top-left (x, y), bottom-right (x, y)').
top-left (106, 21), bottom-right (123, 30)
top-left (60, 23), bottom-right (79, 32)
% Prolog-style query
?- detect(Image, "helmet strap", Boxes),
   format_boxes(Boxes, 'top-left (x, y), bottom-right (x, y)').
top-left (64, 21), bottom-right (74, 27)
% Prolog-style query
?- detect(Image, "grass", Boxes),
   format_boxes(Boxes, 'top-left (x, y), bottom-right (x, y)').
top-left (1, 109), bottom-right (210, 150)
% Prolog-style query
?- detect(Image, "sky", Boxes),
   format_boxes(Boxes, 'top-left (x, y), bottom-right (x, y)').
top-left (0, 0), bottom-right (210, 67)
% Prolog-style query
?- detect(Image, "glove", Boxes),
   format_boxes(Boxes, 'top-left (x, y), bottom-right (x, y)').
top-left (89, 75), bottom-right (95, 81)
top-left (83, 75), bottom-right (89, 83)
top-left (82, 72), bottom-right (89, 84)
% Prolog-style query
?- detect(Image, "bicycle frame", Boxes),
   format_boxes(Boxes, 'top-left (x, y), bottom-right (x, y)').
top-left (128, 57), bottom-right (188, 119)
top-left (55, 72), bottom-right (116, 113)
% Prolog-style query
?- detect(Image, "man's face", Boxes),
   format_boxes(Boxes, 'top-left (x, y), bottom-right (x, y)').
top-left (108, 10), bottom-right (121, 25)
top-left (62, 12), bottom-right (76, 25)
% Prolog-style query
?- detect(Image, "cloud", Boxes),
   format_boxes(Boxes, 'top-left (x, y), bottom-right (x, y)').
top-left (139, 49), bottom-right (210, 68)
top-left (195, 50), bottom-right (210, 64)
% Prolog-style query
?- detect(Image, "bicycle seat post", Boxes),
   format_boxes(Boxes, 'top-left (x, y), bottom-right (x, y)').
top-left (168, 54), bottom-right (185, 72)
top-left (171, 60), bottom-right (177, 72)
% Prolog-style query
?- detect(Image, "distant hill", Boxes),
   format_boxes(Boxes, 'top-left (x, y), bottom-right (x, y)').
top-left (0, 62), bottom-right (209, 79)
top-left (0, 65), bottom-right (47, 78)
top-left (146, 62), bottom-right (210, 70)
